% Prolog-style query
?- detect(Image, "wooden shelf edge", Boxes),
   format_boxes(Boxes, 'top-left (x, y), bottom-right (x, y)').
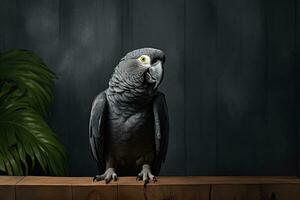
top-left (1, 176), bottom-right (300, 200)
top-left (0, 176), bottom-right (300, 186)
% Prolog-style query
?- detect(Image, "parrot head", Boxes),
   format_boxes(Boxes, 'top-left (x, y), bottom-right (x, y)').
top-left (116, 48), bottom-right (165, 90)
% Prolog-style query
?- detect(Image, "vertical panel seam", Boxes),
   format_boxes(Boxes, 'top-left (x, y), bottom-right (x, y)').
top-left (215, 0), bottom-right (219, 175)
top-left (263, 0), bottom-right (269, 139)
top-left (71, 185), bottom-right (74, 200)
top-left (121, 0), bottom-right (124, 54)
top-left (295, 0), bottom-right (298, 176)
top-left (116, 182), bottom-right (119, 200)
top-left (58, 0), bottom-right (61, 42)
top-left (15, 0), bottom-right (19, 46)
top-left (0, 27), bottom-right (3, 52)
top-left (129, 0), bottom-right (133, 49)
top-left (14, 177), bottom-right (25, 200)
top-left (183, 0), bottom-right (187, 176)
top-left (209, 184), bottom-right (212, 200)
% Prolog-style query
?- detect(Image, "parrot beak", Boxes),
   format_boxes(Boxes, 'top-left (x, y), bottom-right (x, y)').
top-left (145, 61), bottom-right (164, 90)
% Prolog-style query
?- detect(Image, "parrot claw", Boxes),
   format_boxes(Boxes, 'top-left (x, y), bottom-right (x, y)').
top-left (153, 177), bottom-right (157, 182)
top-left (93, 168), bottom-right (117, 183)
top-left (137, 164), bottom-right (156, 185)
top-left (136, 175), bottom-right (141, 181)
top-left (93, 174), bottom-right (105, 182)
top-left (143, 179), bottom-right (149, 187)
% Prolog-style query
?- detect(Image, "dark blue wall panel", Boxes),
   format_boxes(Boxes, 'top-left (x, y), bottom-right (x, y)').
top-left (0, 0), bottom-right (298, 176)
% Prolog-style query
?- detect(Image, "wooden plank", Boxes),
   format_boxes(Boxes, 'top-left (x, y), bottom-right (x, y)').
top-left (9, 176), bottom-right (300, 186)
top-left (129, 0), bottom-right (185, 175)
top-left (15, 176), bottom-right (95, 185)
top-left (260, 184), bottom-right (300, 200)
top-left (263, 0), bottom-right (296, 175)
top-left (73, 186), bottom-right (117, 200)
top-left (121, 0), bottom-right (133, 54)
top-left (0, 176), bottom-right (298, 200)
top-left (118, 177), bottom-right (300, 199)
top-left (212, 184), bottom-right (300, 200)
top-left (0, 0), bottom-right (17, 51)
top-left (0, 0), bottom-right (6, 51)
top-left (215, 0), bottom-right (266, 175)
top-left (0, 176), bottom-right (24, 185)
top-left (16, 185), bottom-right (72, 200)
top-left (118, 176), bottom-right (300, 185)
top-left (216, 0), bottom-right (262, 175)
top-left (0, 185), bottom-right (16, 200)
top-left (296, 0), bottom-right (300, 177)
top-left (118, 185), bottom-right (210, 200)
top-left (0, 176), bottom-right (23, 200)
top-left (7, 176), bottom-right (300, 186)
top-left (71, 177), bottom-right (117, 200)
top-left (16, 176), bottom-right (117, 200)
top-left (14, 0), bottom-right (60, 62)
top-left (185, 0), bottom-right (218, 175)
top-left (212, 184), bottom-right (261, 200)
top-left (118, 177), bottom-right (209, 200)
top-left (214, 0), bottom-right (296, 176)
top-left (16, 176), bottom-right (73, 200)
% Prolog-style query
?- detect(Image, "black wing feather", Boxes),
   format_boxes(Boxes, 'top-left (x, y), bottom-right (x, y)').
top-left (89, 90), bottom-right (107, 174)
top-left (152, 92), bottom-right (169, 175)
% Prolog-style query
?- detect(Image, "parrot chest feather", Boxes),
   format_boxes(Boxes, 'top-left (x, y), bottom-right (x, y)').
top-left (106, 105), bottom-right (155, 172)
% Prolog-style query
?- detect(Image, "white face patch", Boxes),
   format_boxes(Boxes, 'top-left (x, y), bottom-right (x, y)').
top-left (137, 55), bottom-right (151, 67)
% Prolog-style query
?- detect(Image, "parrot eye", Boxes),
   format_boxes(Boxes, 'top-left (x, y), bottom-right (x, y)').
top-left (138, 55), bottom-right (151, 65)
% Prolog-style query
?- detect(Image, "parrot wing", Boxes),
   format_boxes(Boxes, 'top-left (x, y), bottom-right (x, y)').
top-left (89, 90), bottom-right (108, 173)
top-left (152, 92), bottom-right (169, 175)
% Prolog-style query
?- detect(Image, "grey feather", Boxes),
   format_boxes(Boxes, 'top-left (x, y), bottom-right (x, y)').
top-left (89, 90), bottom-right (107, 173)
top-left (152, 92), bottom-right (169, 175)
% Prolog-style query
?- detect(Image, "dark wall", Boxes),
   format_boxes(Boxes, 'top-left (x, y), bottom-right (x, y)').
top-left (0, 0), bottom-right (298, 176)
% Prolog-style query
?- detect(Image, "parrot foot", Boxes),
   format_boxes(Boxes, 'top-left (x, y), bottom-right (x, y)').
top-left (136, 164), bottom-right (156, 185)
top-left (93, 168), bottom-right (118, 183)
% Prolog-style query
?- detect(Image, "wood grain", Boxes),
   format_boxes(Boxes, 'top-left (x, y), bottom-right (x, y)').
top-left (260, 184), bottom-right (300, 200)
top-left (71, 177), bottom-right (117, 200)
top-left (263, 0), bottom-right (296, 175)
top-left (211, 184), bottom-right (261, 200)
top-left (118, 176), bottom-right (300, 185)
top-left (16, 176), bottom-right (117, 200)
top-left (16, 176), bottom-right (73, 200)
top-left (297, 0), bottom-right (300, 177)
top-left (1, 176), bottom-right (300, 199)
top-left (212, 184), bottom-right (300, 200)
top-left (0, 176), bottom-right (24, 185)
top-left (118, 185), bottom-right (210, 200)
top-left (72, 185), bottom-right (117, 200)
top-left (118, 177), bottom-right (211, 200)
top-left (0, 176), bottom-right (23, 200)
top-left (16, 185), bottom-right (72, 200)
top-left (185, 0), bottom-right (218, 176)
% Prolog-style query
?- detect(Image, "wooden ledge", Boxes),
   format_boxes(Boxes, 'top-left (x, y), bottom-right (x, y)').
top-left (10, 176), bottom-right (300, 185)
top-left (116, 176), bottom-right (300, 185)
top-left (15, 176), bottom-right (117, 186)
top-left (1, 176), bottom-right (300, 200)
top-left (0, 176), bottom-right (23, 185)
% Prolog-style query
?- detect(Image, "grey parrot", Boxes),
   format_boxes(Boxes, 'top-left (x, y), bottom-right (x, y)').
top-left (89, 48), bottom-right (169, 184)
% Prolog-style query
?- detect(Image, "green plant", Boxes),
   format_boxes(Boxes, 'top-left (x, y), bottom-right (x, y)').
top-left (0, 49), bottom-right (67, 176)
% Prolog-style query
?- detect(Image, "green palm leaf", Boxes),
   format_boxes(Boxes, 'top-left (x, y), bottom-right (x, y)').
top-left (0, 49), bottom-right (67, 176)
top-left (0, 49), bottom-right (56, 116)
